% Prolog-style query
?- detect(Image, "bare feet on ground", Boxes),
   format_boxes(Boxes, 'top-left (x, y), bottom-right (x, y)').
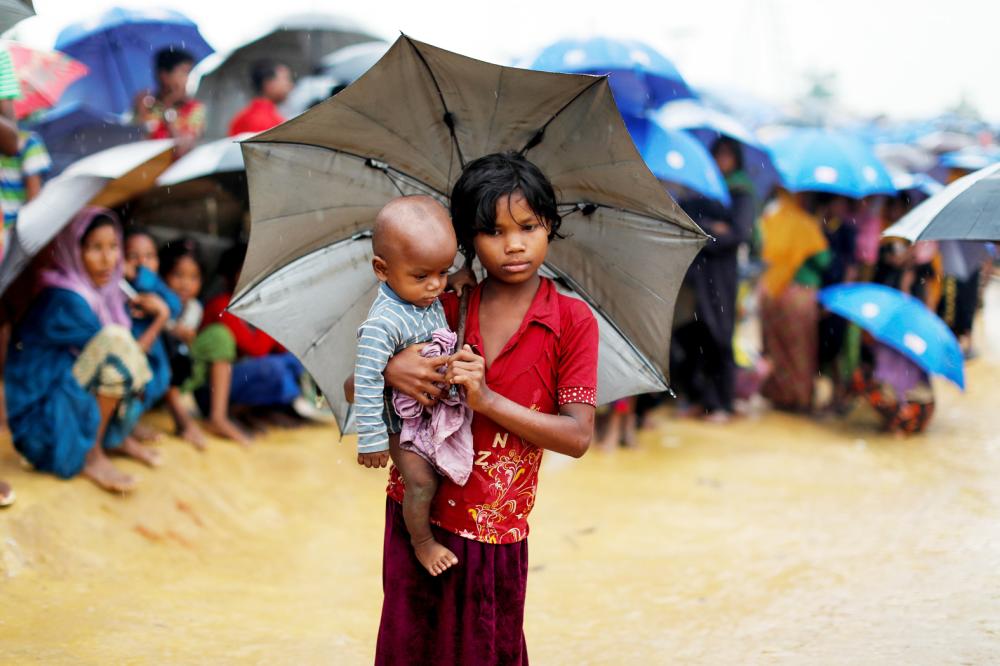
top-left (130, 422), bottom-right (162, 443)
top-left (82, 456), bottom-right (137, 494)
top-left (179, 423), bottom-right (207, 450)
top-left (413, 537), bottom-right (459, 576)
top-left (704, 410), bottom-right (732, 425)
top-left (118, 437), bottom-right (164, 467)
top-left (204, 417), bottom-right (252, 446)
top-left (0, 480), bottom-right (15, 507)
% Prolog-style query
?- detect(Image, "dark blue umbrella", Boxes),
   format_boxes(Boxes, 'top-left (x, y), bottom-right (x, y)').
top-left (55, 7), bottom-right (213, 115)
top-left (24, 101), bottom-right (144, 176)
top-left (624, 115), bottom-right (730, 206)
top-left (818, 283), bottom-right (964, 389)
top-left (765, 127), bottom-right (896, 199)
top-left (529, 37), bottom-right (693, 116)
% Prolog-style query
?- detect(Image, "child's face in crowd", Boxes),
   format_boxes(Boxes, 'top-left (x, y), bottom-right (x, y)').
top-left (380, 244), bottom-right (456, 308)
top-left (125, 234), bottom-right (159, 275)
top-left (157, 63), bottom-right (192, 98)
top-left (81, 225), bottom-right (120, 288)
top-left (473, 192), bottom-right (549, 284)
top-left (264, 66), bottom-right (294, 104)
top-left (165, 255), bottom-right (202, 303)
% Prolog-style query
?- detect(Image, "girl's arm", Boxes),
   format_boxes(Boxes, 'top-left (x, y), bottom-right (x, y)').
top-left (132, 293), bottom-right (170, 352)
top-left (446, 345), bottom-right (595, 458)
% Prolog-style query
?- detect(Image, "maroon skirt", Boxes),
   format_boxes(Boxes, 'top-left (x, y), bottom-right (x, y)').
top-left (375, 498), bottom-right (529, 665)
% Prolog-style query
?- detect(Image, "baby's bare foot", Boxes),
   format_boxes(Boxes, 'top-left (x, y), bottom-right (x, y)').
top-left (180, 423), bottom-right (207, 451)
top-left (119, 437), bottom-right (163, 468)
top-left (82, 456), bottom-right (137, 494)
top-left (413, 538), bottom-right (459, 576)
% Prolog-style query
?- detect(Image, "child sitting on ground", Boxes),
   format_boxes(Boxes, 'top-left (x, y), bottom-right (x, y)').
top-left (159, 237), bottom-right (208, 448)
top-left (123, 227), bottom-right (183, 442)
top-left (355, 195), bottom-right (473, 576)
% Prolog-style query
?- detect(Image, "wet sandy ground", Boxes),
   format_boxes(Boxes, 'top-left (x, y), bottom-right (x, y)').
top-left (2, 282), bottom-right (999, 665)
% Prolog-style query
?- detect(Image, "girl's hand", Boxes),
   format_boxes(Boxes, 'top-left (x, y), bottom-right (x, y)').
top-left (384, 344), bottom-right (447, 408)
top-left (445, 345), bottom-right (491, 410)
top-left (173, 325), bottom-right (197, 345)
top-left (447, 265), bottom-right (478, 297)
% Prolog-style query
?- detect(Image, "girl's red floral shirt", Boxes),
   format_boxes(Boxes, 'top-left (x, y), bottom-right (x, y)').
top-left (387, 278), bottom-right (598, 544)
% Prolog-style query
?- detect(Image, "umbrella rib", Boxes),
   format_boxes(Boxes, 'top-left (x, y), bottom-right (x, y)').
top-left (403, 35), bottom-right (466, 172)
top-left (519, 77), bottom-right (606, 155)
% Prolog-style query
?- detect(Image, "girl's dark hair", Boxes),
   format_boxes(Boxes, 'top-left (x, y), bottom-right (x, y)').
top-left (217, 242), bottom-right (248, 287)
top-left (81, 214), bottom-right (117, 244)
top-left (449, 152), bottom-right (562, 262)
top-left (155, 47), bottom-right (195, 74)
top-left (710, 136), bottom-right (744, 172)
top-left (158, 236), bottom-right (202, 279)
top-left (123, 226), bottom-right (154, 244)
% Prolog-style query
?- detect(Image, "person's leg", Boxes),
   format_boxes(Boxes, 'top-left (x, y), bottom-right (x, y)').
top-left (0, 479), bottom-right (14, 507)
top-left (0, 321), bottom-right (9, 431)
top-left (202, 361), bottom-right (250, 445)
top-left (81, 394), bottom-right (137, 493)
top-left (165, 386), bottom-right (206, 450)
top-left (388, 435), bottom-right (457, 576)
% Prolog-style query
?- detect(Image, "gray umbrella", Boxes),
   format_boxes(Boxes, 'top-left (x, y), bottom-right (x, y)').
top-left (194, 13), bottom-right (377, 140)
top-left (0, 0), bottom-right (33, 33)
top-left (883, 162), bottom-right (1000, 242)
top-left (229, 36), bottom-right (707, 431)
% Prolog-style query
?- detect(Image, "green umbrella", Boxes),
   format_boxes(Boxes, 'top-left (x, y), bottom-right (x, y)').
top-left (229, 35), bottom-right (707, 431)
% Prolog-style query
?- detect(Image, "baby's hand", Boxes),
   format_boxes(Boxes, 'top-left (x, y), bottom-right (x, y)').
top-left (357, 451), bottom-right (390, 468)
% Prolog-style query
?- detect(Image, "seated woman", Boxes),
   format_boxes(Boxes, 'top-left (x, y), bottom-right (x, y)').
top-left (4, 208), bottom-right (171, 492)
top-left (196, 244), bottom-right (305, 442)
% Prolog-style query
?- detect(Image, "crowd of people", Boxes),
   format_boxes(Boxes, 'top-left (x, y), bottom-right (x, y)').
top-left (0, 46), bottom-right (308, 502)
top-left (0, 36), bottom-right (994, 507)
top-left (598, 138), bottom-right (992, 449)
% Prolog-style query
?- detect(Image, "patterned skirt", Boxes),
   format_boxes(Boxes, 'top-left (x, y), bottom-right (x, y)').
top-left (760, 284), bottom-right (820, 411)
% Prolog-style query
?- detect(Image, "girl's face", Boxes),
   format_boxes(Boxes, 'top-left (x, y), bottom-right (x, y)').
top-left (125, 234), bottom-right (159, 275)
top-left (165, 255), bottom-right (202, 303)
top-left (81, 224), bottom-right (121, 288)
top-left (473, 192), bottom-right (549, 285)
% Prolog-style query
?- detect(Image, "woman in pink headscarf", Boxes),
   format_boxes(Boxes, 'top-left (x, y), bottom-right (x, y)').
top-left (4, 208), bottom-right (170, 493)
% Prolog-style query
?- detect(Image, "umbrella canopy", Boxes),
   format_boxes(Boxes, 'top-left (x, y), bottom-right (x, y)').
top-left (157, 133), bottom-right (249, 186)
top-left (55, 7), bottom-right (214, 116)
top-left (0, 0), bottom-right (33, 33)
top-left (888, 170), bottom-right (942, 200)
top-left (230, 36), bottom-right (707, 431)
top-left (528, 36), bottom-right (693, 116)
top-left (0, 139), bottom-right (174, 298)
top-left (623, 115), bottom-right (730, 206)
top-left (874, 142), bottom-right (936, 174)
top-left (818, 283), bottom-right (964, 390)
top-left (24, 101), bottom-right (145, 176)
top-left (654, 99), bottom-right (780, 200)
top-left (0, 40), bottom-right (87, 120)
top-left (194, 13), bottom-right (376, 139)
top-left (882, 162), bottom-right (1000, 242)
top-left (766, 127), bottom-right (896, 199)
top-left (939, 146), bottom-right (1000, 172)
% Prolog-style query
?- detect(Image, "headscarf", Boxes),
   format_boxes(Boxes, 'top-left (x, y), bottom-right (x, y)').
top-left (759, 192), bottom-right (829, 298)
top-left (38, 206), bottom-right (131, 327)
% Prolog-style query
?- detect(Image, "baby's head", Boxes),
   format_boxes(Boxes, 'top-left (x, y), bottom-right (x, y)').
top-left (371, 195), bottom-right (457, 308)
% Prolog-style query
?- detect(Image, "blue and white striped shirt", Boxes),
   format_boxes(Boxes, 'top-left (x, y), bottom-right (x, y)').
top-left (354, 283), bottom-right (448, 453)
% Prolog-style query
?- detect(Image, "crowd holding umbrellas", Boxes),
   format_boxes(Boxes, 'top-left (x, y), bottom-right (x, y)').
top-left (0, 5), bottom-right (997, 501)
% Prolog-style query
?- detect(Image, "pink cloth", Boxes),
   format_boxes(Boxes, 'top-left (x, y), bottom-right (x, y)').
top-left (38, 206), bottom-right (130, 327)
top-left (854, 210), bottom-right (883, 265)
top-left (392, 328), bottom-right (474, 486)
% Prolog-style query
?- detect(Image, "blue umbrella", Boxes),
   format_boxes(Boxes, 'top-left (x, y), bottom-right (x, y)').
top-left (818, 283), bottom-right (964, 389)
top-left (766, 128), bottom-right (896, 199)
top-left (24, 101), bottom-right (144, 176)
top-left (939, 146), bottom-right (1000, 172)
top-left (529, 37), bottom-right (693, 116)
top-left (624, 115), bottom-right (730, 206)
top-left (654, 99), bottom-right (781, 200)
top-left (55, 7), bottom-right (213, 115)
